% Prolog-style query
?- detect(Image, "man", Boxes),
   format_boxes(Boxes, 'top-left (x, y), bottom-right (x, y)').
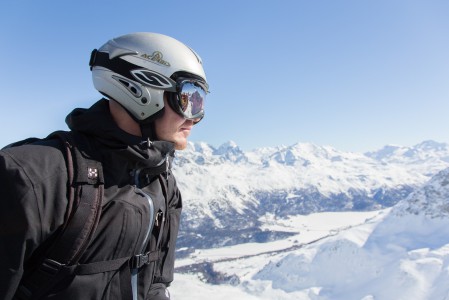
top-left (0, 32), bottom-right (209, 300)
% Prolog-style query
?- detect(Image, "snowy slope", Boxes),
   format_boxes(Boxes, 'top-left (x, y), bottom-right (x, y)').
top-left (254, 168), bottom-right (449, 299)
top-left (171, 168), bottom-right (449, 300)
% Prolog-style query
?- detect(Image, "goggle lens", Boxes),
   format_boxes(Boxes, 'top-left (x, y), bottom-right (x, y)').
top-left (177, 80), bottom-right (207, 120)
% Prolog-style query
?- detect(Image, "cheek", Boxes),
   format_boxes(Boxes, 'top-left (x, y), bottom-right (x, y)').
top-left (164, 104), bottom-right (184, 124)
top-left (154, 118), bottom-right (167, 139)
top-left (154, 98), bottom-right (191, 139)
top-left (154, 114), bottom-right (184, 140)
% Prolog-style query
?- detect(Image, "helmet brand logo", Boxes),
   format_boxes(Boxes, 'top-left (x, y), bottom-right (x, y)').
top-left (141, 51), bottom-right (170, 67)
top-left (131, 70), bottom-right (176, 91)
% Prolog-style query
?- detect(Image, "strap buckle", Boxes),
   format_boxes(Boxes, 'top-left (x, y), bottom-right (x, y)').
top-left (129, 251), bottom-right (160, 269)
top-left (40, 259), bottom-right (66, 276)
top-left (129, 253), bottom-right (149, 269)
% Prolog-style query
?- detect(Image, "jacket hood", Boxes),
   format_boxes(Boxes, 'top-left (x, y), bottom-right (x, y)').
top-left (65, 99), bottom-right (175, 170)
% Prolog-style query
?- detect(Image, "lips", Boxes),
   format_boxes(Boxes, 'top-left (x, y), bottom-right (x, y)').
top-left (180, 126), bottom-right (192, 132)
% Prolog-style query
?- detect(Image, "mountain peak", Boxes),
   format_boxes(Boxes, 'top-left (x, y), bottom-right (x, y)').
top-left (365, 140), bottom-right (449, 163)
top-left (415, 140), bottom-right (448, 151)
top-left (214, 141), bottom-right (241, 155)
top-left (217, 140), bottom-right (238, 149)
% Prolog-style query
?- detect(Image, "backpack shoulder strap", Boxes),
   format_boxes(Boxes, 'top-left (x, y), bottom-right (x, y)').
top-left (15, 131), bottom-right (105, 300)
top-left (46, 131), bottom-right (104, 263)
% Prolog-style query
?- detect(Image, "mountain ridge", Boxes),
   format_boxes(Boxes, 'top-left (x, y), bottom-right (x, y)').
top-left (173, 140), bottom-right (449, 249)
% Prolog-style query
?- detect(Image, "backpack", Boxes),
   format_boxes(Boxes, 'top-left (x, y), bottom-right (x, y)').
top-left (6, 131), bottom-right (155, 300)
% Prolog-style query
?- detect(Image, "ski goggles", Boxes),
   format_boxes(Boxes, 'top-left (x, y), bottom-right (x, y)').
top-left (169, 78), bottom-right (208, 121)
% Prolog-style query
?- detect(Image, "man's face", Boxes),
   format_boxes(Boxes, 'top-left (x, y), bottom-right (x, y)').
top-left (154, 97), bottom-right (195, 150)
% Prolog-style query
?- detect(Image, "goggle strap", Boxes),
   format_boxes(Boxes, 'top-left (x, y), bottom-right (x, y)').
top-left (91, 51), bottom-right (139, 82)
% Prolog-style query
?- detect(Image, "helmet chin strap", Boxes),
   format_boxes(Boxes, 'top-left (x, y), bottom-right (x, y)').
top-left (139, 122), bottom-right (156, 148)
top-left (138, 107), bottom-right (165, 148)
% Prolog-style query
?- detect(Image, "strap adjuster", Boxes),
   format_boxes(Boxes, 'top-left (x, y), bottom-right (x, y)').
top-left (40, 259), bottom-right (66, 276)
top-left (89, 49), bottom-right (98, 70)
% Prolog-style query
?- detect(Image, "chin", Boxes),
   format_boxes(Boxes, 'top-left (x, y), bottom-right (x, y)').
top-left (174, 140), bottom-right (188, 150)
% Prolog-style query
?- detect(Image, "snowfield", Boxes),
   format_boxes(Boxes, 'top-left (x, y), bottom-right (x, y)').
top-left (171, 168), bottom-right (449, 300)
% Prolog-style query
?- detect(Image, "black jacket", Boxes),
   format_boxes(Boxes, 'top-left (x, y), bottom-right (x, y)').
top-left (0, 99), bottom-right (182, 300)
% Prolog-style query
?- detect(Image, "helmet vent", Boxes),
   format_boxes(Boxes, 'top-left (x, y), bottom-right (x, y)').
top-left (112, 75), bottom-right (142, 98)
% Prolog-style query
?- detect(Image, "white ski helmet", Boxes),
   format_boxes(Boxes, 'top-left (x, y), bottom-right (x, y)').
top-left (89, 32), bottom-right (208, 123)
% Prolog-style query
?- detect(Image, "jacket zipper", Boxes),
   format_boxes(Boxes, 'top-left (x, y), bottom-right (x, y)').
top-left (129, 155), bottom-right (170, 299)
top-left (131, 168), bottom-right (156, 300)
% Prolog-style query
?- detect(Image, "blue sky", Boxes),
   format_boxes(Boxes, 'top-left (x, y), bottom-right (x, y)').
top-left (0, 1), bottom-right (448, 152)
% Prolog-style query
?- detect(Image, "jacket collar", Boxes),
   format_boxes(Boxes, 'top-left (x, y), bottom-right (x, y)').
top-left (65, 99), bottom-right (175, 170)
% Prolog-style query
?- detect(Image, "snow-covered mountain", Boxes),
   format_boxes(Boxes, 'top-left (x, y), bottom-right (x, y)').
top-left (365, 140), bottom-right (449, 177)
top-left (172, 140), bottom-right (449, 249)
top-left (366, 167), bottom-right (449, 251)
top-left (172, 167), bottom-right (449, 300)
top-left (253, 168), bottom-right (449, 299)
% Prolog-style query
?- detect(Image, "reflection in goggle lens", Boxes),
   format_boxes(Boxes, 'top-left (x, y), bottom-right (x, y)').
top-left (178, 81), bottom-right (206, 119)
